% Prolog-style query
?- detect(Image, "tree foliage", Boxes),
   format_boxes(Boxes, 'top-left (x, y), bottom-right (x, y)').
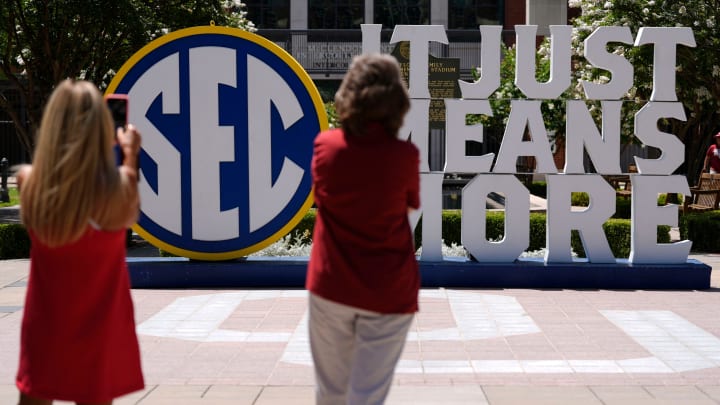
top-left (0, 0), bottom-right (255, 155)
top-left (472, 0), bottom-right (719, 181)
top-left (570, 0), bottom-right (719, 182)
top-left (470, 40), bottom-right (569, 149)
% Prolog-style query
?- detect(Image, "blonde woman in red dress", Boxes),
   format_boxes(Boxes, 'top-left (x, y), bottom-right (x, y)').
top-left (15, 79), bottom-right (144, 405)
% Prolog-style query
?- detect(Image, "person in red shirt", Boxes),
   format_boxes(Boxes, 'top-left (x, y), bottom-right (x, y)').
top-left (306, 53), bottom-right (420, 404)
top-left (15, 80), bottom-right (144, 405)
top-left (704, 132), bottom-right (720, 174)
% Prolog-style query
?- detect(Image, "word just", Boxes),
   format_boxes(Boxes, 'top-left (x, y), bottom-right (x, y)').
top-left (360, 24), bottom-right (696, 265)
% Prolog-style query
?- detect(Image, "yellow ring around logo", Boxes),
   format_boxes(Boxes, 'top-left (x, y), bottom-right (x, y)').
top-left (107, 25), bottom-right (328, 261)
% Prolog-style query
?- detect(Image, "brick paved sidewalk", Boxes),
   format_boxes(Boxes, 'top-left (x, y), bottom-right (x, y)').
top-left (1, 256), bottom-right (720, 404)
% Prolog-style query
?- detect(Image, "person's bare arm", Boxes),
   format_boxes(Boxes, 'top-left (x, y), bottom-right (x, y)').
top-left (96, 125), bottom-right (141, 230)
top-left (15, 165), bottom-right (31, 190)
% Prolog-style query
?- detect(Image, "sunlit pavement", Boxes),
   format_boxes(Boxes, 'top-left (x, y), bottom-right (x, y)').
top-left (2, 254), bottom-right (720, 404)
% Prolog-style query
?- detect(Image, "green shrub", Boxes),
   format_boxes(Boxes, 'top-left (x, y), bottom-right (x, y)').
top-left (571, 220), bottom-right (671, 258)
top-left (0, 187), bottom-right (19, 208)
top-left (528, 213), bottom-right (548, 251)
top-left (537, 193), bottom-right (676, 220)
top-left (527, 181), bottom-right (547, 198)
top-left (0, 208), bottom-right (688, 259)
top-left (0, 224), bottom-right (30, 259)
top-left (442, 210), bottom-right (462, 245)
top-left (158, 248), bottom-right (177, 257)
top-left (0, 206), bottom-right (689, 260)
top-left (412, 210), bottom-right (547, 252)
top-left (660, 193), bottom-right (684, 205)
top-left (484, 211), bottom-right (505, 242)
top-left (680, 211), bottom-right (720, 252)
top-left (611, 194), bottom-right (682, 220)
top-left (613, 198), bottom-right (632, 219)
top-left (571, 192), bottom-right (590, 206)
top-left (289, 209), bottom-right (316, 240)
top-left (294, 209), bottom-right (672, 258)
top-left (324, 102), bottom-right (339, 128)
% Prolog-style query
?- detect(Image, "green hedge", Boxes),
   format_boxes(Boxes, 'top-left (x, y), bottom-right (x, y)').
top-left (526, 181), bottom-right (547, 198)
top-left (571, 221), bottom-right (671, 258)
top-left (0, 224), bottom-right (30, 259)
top-left (680, 211), bottom-right (720, 252)
top-left (527, 182), bottom-right (674, 221)
top-left (483, 211), bottom-right (547, 252)
top-left (291, 209), bottom-right (670, 258)
top-left (0, 187), bottom-right (19, 208)
top-left (0, 209), bottom-right (692, 259)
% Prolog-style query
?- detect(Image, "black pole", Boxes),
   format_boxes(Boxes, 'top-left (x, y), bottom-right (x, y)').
top-left (0, 158), bottom-right (9, 203)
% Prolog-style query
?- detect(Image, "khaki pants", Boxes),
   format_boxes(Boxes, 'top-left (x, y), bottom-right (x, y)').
top-left (308, 293), bottom-right (414, 405)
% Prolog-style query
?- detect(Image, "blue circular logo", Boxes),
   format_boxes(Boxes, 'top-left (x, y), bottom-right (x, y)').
top-left (107, 26), bottom-right (327, 260)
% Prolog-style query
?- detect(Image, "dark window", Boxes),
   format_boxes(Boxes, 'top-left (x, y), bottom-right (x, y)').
top-left (448, 0), bottom-right (502, 29)
top-left (308, 0), bottom-right (364, 29)
top-left (246, 0), bottom-right (290, 29)
top-left (374, 0), bottom-right (429, 27)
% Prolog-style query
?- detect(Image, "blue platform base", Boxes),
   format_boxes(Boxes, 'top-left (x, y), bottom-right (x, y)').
top-left (126, 257), bottom-right (713, 290)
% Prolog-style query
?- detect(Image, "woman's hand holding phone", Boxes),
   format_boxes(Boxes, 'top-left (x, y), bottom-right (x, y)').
top-left (116, 124), bottom-right (141, 169)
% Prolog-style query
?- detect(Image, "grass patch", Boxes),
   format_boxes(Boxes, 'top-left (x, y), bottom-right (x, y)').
top-left (0, 187), bottom-right (19, 208)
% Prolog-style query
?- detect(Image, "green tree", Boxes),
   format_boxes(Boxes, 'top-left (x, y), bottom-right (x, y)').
top-left (470, 39), bottom-right (570, 164)
top-left (471, 1), bottom-right (718, 181)
top-left (0, 0), bottom-right (255, 156)
top-left (570, 0), bottom-right (719, 182)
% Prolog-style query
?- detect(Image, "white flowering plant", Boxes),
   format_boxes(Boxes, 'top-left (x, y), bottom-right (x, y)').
top-left (570, 0), bottom-right (720, 181)
top-left (222, 0), bottom-right (257, 33)
top-left (472, 0), bottom-right (719, 181)
top-left (250, 236), bottom-right (572, 260)
top-left (469, 40), bottom-right (571, 151)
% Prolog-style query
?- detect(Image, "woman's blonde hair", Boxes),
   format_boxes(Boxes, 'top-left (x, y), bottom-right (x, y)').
top-left (335, 53), bottom-right (410, 137)
top-left (20, 79), bottom-right (120, 246)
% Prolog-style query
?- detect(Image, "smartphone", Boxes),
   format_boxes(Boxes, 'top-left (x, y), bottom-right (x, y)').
top-left (105, 94), bottom-right (128, 164)
top-left (105, 94), bottom-right (128, 130)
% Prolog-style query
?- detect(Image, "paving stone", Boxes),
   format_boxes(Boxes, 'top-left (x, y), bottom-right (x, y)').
top-left (1, 255), bottom-right (720, 404)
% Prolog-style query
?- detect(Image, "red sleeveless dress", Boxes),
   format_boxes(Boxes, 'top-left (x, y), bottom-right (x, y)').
top-left (16, 227), bottom-right (144, 402)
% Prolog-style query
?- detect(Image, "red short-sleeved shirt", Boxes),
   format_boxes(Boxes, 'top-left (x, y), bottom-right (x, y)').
top-left (306, 125), bottom-right (421, 314)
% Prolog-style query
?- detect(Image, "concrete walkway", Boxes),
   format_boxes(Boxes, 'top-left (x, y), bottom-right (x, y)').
top-left (1, 253), bottom-right (720, 404)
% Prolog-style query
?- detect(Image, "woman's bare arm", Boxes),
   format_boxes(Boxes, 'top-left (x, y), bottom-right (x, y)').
top-left (95, 125), bottom-right (142, 230)
top-left (15, 165), bottom-right (31, 190)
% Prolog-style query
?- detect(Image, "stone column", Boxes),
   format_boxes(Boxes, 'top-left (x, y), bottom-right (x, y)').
top-left (291, 0), bottom-right (307, 29)
top-left (525, 0), bottom-right (567, 36)
top-left (290, 0), bottom-right (308, 69)
top-left (431, 0), bottom-right (448, 28)
top-left (365, 0), bottom-right (373, 24)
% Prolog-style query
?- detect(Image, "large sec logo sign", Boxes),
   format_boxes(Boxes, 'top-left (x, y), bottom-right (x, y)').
top-left (106, 26), bottom-right (327, 260)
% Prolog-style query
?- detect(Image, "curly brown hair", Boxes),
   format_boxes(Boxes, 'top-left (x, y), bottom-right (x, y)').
top-left (334, 53), bottom-right (410, 137)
